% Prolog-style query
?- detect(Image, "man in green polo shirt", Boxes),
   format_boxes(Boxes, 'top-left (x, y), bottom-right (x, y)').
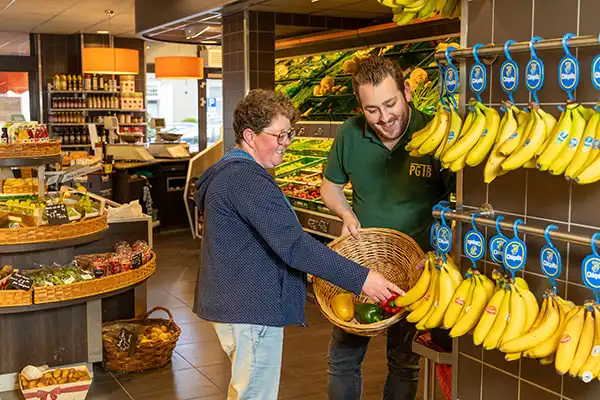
top-left (321, 56), bottom-right (454, 399)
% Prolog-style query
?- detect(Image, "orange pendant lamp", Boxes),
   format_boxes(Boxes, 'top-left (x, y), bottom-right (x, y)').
top-left (82, 47), bottom-right (139, 75)
top-left (155, 56), bottom-right (203, 79)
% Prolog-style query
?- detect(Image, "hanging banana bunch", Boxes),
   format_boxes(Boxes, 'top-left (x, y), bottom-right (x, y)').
top-left (380, 0), bottom-right (461, 27)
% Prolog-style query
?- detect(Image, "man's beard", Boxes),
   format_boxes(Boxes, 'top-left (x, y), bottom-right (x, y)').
top-left (372, 109), bottom-right (410, 140)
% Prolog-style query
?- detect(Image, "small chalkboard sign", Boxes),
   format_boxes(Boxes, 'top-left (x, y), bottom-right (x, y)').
top-left (45, 204), bottom-right (69, 226)
top-left (116, 328), bottom-right (138, 355)
top-left (8, 272), bottom-right (33, 291)
top-left (132, 253), bottom-right (143, 269)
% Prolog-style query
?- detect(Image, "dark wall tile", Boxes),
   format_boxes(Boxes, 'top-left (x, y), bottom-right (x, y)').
top-left (481, 364), bottom-right (518, 400)
top-left (258, 71), bottom-right (274, 90)
top-left (579, 0), bottom-right (600, 36)
top-left (223, 72), bottom-right (244, 94)
top-left (533, 0), bottom-right (578, 39)
top-left (487, 169), bottom-right (527, 215)
top-left (257, 32), bottom-right (275, 53)
top-left (460, 336), bottom-right (482, 360)
top-left (257, 11), bottom-right (275, 32)
top-left (467, 0), bottom-right (494, 47)
top-left (576, 47), bottom-right (599, 104)
top-left (523, 271), bottom-right (566, 304)
top-left (458, 355), bottom-right (481, 400)
top-left (526, 172), bottom-right (570, 221)
top-left (571, 183), bottom-right (600, 227)
top-left (490, 53), bottom-right (531, 104)
top-left (493, 0), bottom-right (532, 43)
top-left (565, 282), bottom-right (593, 305)
top-left (536, 49), bottom-right (569, 104)
top-left (482, 349), bottom-right (519, 376)
top-left (257, 51), bottom-right (275, 72)
top-left (520, 358), bottom-right (563, 395)
top-left (563, 373), bottom-right (600, 400)
top-left (566, 225), bottom-right (596, 287)
top-left (519, 380), bottom-right (560, 400)
top-left (223, 88), bottom-right (245, 112)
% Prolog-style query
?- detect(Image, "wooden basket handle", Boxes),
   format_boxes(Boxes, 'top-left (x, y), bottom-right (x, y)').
top-left (143, 306), bottom-right (174, 323)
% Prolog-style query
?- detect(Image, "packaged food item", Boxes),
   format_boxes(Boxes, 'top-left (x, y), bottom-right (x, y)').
top-left (108, 253), bottom-right (121, 275)
top-left (92, 256), bottom-right (109, 278)
top-left (119, 251), bottom-right (132, 272)
top-left (114, 241), bottom-right (132, 253)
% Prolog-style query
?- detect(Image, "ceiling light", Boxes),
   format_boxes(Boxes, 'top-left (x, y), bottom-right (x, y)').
top-left (311, 0), bottom-right (319, 2)
top-left (82, 48), bottom-right (139, 75)
top-left (155, 57), bottom-right (203, 79)
top-left (97, 30), bottom-right (110, 34)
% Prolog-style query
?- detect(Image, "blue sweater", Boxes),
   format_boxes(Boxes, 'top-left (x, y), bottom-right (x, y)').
top-left (194, 148), bottom-right (369, 327)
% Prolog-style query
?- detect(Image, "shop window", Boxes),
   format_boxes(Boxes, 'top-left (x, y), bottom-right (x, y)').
top-left (0, 32), bottom-right (30, 56)
top-left (145, 72), bottom-right (199, 152)
top-left (0, 72), bottom-right (30, 123)
top-left (206, 78), bottom-right (223, 148)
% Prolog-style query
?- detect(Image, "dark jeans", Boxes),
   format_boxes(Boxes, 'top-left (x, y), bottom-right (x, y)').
top-left (327, 319), bottom-right (420, 400)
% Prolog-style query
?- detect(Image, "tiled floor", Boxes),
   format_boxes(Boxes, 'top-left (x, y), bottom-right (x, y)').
top-left (1, 230), bottom-right (448, 400)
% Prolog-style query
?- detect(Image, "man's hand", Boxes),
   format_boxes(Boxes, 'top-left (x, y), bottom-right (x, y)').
top-left (362, 270), bottom-right (404, 303)
top-left (415, 257), bottom-right (426, 271)
top-left (341, 210), bottom-right (361, 239)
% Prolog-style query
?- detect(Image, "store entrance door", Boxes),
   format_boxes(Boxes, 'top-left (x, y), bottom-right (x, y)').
top-left (205, 78), bottom-right (222, 149)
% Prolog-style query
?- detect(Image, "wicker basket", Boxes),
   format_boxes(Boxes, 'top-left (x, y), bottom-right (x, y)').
top-left (0, 289), bottom-right (33, 307)
top-left (313, 228), bottom-right (424, 337)
top-left (33, 252), bottom-right (156, 304)
top-left (102, 306), bottom-right (182, 372)
top-left (0, 140), bottom-right (61, 158)
top-left (0, 212), bottom-right (107, 245)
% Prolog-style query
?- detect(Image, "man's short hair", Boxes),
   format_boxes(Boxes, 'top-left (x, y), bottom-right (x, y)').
top-left (352, 56), bottom-right (406, 98)
top-left (233, 89), bottom-right (300, 144)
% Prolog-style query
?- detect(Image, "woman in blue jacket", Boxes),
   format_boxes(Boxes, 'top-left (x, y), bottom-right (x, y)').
top-left (194, 89), bottom-right (401, 400)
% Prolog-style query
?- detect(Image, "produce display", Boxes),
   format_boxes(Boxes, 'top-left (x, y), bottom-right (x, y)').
top-left (2, 178), bottom-right (42, 194)
top-left (1, 122), bottom-right (50, 144)
top-left (26, 262), bottom-right (95, 287)
top-left (137, 324), bottom-right (177, 345)
top-left (275, 38), bottom-right (459, 121)
top-left (378, 0), bottom-right (461, 27)
top-left (20, 366), bottom-right (91, 389)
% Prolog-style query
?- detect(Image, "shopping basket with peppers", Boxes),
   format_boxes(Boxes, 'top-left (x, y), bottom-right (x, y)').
top-left (313, 228), bottom-right (424, 337)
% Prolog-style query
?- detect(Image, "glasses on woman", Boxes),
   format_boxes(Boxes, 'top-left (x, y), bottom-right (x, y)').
top-left (259, 129), bottom-right (296, 145)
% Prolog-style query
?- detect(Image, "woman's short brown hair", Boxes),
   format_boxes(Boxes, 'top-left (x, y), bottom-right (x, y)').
top-left (352, 56), bottom-right (406, 98)
top-left (233, 89), bottom-right (300, 144)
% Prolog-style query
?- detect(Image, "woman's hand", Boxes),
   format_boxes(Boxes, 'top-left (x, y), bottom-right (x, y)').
top-left (362, 270), bottom-right (404, 303)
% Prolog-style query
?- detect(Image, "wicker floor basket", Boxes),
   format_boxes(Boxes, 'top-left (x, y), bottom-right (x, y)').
top-left (33, 252), bottom-right (156, 304)
top-left (102, 306), bottom-right (182, 372)
top-left (0, 140), bottom-right (61, 158)
top-left (313, 228), bottom-right (424, 337)
top-left (0, 289), bottom-right (32, 307)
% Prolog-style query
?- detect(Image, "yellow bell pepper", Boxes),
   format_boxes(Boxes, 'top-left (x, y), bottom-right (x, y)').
top-left (332, 292), bottom-right (354, 321)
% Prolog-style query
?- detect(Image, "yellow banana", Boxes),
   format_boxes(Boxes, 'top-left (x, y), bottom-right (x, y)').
top-left (578, 118), bottom-right (600, 173)
top-left (393, 11), bottom-right (418, 25)
top-left (540, 354), bottom-right (555, 365)
top-left (514, 277), bottom-right (529, 291)
top-left (483, 286), bottom-right (511, 350)
top-left (505, 352), bottom-right (522, 361)
top-left (577, 104), bottom-right (595, 122)
top-left (466, 103), bottom-right (500, 167)
top-left (549, 108), bottom-right (587, 175)
top-left (450, 276), bottom-right (489, 338)
top-left (537, 107), bottom-right (573, 171)
top-left (538, 107), bottom-right (558, 137)
top-left (528, 303), bottom-right (578, 359)
top-left (403, 0), bottom-right (427, 12)
top-left (500, 284), bottom-right (527, 346)
top-left (473, 286), bottom-right (507, 346)
top-left (501, 296), bottom-right (561, 354)
top-left (516, 285), bottom-right (540, 331)
top-left (392, 0), bottom-right (419, 5)
top-left (407, 107), bottom-right (440, 150)
top-left (419, 107), bottom-right (450, 155)
top-left (395, 258), bottom-right (432, 307)
top-left (442, 106), bottom-right (486, 164)
top-left (409, 148), bottom-right (421, 157)
top-left (424, 267), bottom-right (458, 329)
top-left (499, 110), bottom-right (532, 156)
top-left (569, 308), bottom-right (595, 377)
top-left (537, 109), bottom-right (566, 157)
top-left (555, 306), bottom-right (586, 375)
top-left (436, 106), bottom-right (463, 159)
top-left (406, 267), bottom-right (439, 323)
top-left (565, 112), bottom-right (600, 179)
top-left (502, 107), bottom-right (547, 171)
top-left (478, 274), bottom-right (495, 300)
top-left (579, 307), bottom-right (600, 382)
top-left (443, 276), bottom-right (472, 329)
top-left (449, 154), bottom-right (467, 172)
top-left (417, 0), bottom-right (437, 18)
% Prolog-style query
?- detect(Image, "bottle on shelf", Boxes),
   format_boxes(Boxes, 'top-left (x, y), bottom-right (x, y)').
top-left (99, 76), bottom-right (104, 91)
top-left (78, 75), bottom-right (83, 91)
top-left (60, 74), bottom-right (67, 91)
top-left (84, 74), bottom-right (91, 91)
top-left (92, 74), bottom-right (98, 91)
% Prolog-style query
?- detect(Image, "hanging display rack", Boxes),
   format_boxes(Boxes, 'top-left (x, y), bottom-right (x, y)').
top-left (434, 34), bottom-right (600, 62)
top-left (432, 205), bottom-right (599, 248)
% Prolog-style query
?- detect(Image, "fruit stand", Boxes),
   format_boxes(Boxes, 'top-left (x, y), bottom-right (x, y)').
top-left (0, 140), bottom-right (156, 391)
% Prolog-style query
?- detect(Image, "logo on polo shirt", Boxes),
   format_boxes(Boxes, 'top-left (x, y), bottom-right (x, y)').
top-left (409, 163), bottom-right (432, 178)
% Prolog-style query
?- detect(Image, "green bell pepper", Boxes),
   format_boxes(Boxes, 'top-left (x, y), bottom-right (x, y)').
top-left (354, 303), bottom-right (386, 324)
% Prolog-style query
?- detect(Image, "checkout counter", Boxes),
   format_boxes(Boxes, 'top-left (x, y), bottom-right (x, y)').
top-left (107, 118), bottom-right (193, 229)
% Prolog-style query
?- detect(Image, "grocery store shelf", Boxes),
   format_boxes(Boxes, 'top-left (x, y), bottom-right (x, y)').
top-left (0, 154), bottom-right (62, 167)
top-left (49, 90), bottom-right (120, 94)
top-left (118, 123), bottom-right (147, 126)
top-left (50, 109), bottom-right (146, 112)
top-left (61, 144), bottom-right (92, 148)
top-left (48, 123), bottom-right (86, 126)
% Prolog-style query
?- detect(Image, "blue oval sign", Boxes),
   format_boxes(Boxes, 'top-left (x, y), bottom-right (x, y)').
top-left (526, 59), bottom-right (544, 92)
top-left (470, 64), bottom-right (486, 94)
top-left (503, 239), bottom-right (527, 272)
top-left (445, 66), bottom-right (458, 94)
top-left (490, 236), bottom-right (507, 264)
top-left (436, 225), bottom-right (452, 254)
top-left (592, 55), bottom-right (600, 91)
top-left (464, 231), bottom-right (485, 261)
top-left (541, 246), bottom-right (561, 278)
top-left (558, 55), bottom-right (579, 92)
top-left (582, 255), bottom-right (600, 290)
top-left (430, 222), bottom-right (440, 250)
top-left (500, 60), bottom-right (519, 93)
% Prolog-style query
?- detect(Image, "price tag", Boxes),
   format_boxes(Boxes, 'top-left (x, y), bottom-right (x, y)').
top-left (132, 253), bottom-right (143, 269)
top-left (502, 219), bottom-right (527, 277)
top-left (116, 328), bottom-right (138, 356)
top-left (8, 272), bottom-right (33, 291)
top-left (489, 216), bottom-right (508, 266)
top-left (45, 204), bottom-right (69, 226)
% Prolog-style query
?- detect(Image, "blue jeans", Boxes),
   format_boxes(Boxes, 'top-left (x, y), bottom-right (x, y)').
top-left (328, 319), bottom-right (420, 400)
top-left (213, 323), bottom-right (284, 400)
